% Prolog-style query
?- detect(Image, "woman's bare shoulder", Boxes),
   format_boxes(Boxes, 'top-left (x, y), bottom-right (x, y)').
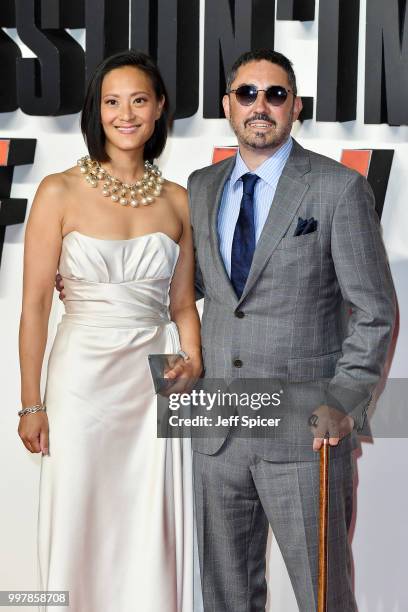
top-left (164, 180), bottom-right (188, 212)
top-left (164, 179), bottom-right (187, 196)
top-left (35, 166), bottom-right (83, 204)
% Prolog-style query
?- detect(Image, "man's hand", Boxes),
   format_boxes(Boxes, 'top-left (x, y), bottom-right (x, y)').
top-left (55, 274), bottom-right (65, 300)
top-left (310, 404), bottom-right (354, 451)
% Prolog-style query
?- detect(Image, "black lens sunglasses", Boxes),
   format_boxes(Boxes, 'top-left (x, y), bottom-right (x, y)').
top-left (227, 84), bottom-right (294, 107)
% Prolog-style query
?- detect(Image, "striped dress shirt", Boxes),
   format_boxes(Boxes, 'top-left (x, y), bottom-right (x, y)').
top-left (217, 137), bottom-right (293, 277)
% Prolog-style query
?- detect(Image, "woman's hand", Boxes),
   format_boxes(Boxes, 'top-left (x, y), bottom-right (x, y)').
top-left (18, 412), bottom-right (49, 455)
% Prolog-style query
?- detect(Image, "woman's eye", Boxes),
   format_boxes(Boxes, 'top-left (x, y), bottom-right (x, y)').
top-left (103, 97), bottom-right (147, 106)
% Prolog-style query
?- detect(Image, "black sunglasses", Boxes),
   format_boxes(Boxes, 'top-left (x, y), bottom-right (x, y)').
top-left (227, 84), bottom-right (294, 107)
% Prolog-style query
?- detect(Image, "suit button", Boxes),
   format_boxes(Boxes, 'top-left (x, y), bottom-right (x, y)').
top-left (235, 310), bottom-right (245, 319)
top-left (233, 359), bottom-right (243, 368)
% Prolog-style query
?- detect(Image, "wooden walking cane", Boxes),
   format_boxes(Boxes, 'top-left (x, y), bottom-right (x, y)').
top-left (317, 437), bottom-right (329, 612)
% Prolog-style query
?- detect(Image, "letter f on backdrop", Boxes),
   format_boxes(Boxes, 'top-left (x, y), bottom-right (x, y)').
top-left (0, 139), bottom-right (36, 268)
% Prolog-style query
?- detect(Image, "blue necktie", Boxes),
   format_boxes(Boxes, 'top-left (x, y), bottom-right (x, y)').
top-left (231, 173), bottom-right (259, 298)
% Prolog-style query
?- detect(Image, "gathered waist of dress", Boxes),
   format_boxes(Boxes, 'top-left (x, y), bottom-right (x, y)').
top-left (61, 312), bottom-right (172, 329)
top-left (60, 276), bottom-right (172, 328)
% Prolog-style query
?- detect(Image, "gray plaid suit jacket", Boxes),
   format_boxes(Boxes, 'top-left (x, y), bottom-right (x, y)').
top-left (187, 140), bottom-right (396, 459)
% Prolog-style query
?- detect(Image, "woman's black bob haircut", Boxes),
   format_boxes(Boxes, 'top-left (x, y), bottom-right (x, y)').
top-left (81, 50), bottom-right (170, 163)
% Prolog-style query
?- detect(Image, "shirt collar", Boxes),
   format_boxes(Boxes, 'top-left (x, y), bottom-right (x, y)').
top-left (230, 136), bottom-right (293, 188)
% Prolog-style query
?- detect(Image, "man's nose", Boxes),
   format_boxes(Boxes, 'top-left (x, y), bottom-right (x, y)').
top-left (251, 90), bottom-right (270, 114)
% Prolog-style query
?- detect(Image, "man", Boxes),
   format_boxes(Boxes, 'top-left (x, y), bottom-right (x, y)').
top-left (187, 49), bottom-right (395, 611)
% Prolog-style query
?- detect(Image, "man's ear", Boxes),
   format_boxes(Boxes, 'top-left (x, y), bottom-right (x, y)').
top-left (292, 96), bottom-right (303, 123)
top-left (222, 94), bottom-right (231, 120)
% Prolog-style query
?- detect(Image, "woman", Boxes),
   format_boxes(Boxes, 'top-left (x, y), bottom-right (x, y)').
top-left (18, 50), bottom-right (202, 611)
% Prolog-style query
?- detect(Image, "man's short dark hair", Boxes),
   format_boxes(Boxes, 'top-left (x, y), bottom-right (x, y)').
top-left (81, 50), bottom-right (170, 163)
top-left (226, 49), bottom-right (297, 97)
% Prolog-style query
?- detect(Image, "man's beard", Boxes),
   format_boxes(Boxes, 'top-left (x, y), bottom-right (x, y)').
top-left (230, 110), bottom-right (293, 150)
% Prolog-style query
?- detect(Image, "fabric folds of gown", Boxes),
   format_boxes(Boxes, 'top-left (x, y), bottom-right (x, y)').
top-left (38, 231), bottom-right (200, 612)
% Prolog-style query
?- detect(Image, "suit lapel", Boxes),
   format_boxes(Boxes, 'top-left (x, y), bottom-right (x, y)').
top-left (237, 141), bottom-right (311, 305)
top-left (207, 156), bottom-right (238, 305)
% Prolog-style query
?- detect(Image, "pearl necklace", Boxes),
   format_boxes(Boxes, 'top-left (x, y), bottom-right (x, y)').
top-left (77, 156), bottom-right (164, 207)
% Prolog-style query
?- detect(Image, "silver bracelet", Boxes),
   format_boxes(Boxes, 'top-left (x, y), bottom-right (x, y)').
top-left (177, 350), bottom-right (191, 362)
top-left (18, 404), bottom-right (46, 417)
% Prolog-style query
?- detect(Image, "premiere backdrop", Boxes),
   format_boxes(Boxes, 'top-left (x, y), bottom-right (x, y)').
top-left (1, 1), bottom-right (407, 610)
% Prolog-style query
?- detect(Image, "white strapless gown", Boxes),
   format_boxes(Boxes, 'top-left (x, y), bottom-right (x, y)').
top-left (38, 231), bottom-right (202, 612)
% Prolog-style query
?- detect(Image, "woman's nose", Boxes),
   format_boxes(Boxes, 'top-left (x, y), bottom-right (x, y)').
top-left (119, 103), bottom-right (135, 122)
